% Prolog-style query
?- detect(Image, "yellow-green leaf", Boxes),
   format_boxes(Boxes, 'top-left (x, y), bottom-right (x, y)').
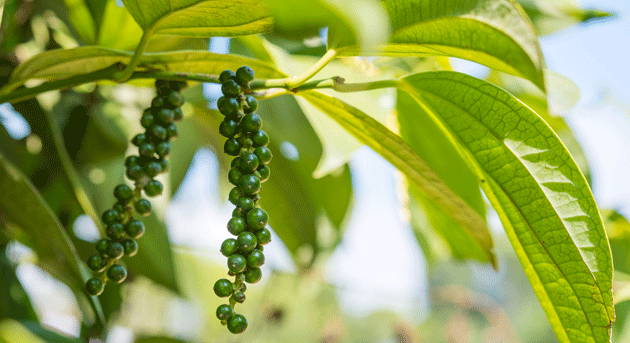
top-left (1, 46), bottom-right (285, 93)
top-left (400, 71), bottom-right (613, 343)
top-left (121, 0), bottom-right (272, 37)
top-left (340, 0), bottom-right (546, 90)
top-left (299, 90), bottom-right (496, 267)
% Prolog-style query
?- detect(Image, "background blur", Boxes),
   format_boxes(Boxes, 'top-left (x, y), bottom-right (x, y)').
top-left (1, 0), bottom-right (630, 342)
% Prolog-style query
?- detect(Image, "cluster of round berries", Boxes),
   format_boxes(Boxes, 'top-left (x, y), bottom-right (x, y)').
top-left (84, 80), bottom-right (186, 296)
top-left (213, 67), bottom-right (272, 334)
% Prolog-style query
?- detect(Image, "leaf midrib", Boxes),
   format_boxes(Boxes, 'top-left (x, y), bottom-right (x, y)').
top-left (401, 78), bottom-right (607, 338)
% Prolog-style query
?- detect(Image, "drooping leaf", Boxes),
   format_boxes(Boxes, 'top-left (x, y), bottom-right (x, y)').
top-left (339, 0), bottom-right (546, 90)
top-left (97, 0), bottom-right (143, 50)
top-left (400, 71), bottom-right (614, 342)
top-left (1, 47), bottom-right (285, 93)
top-left (62, 0), bottom-right (98, 44)
top-left (0, 151), bottom-right (104, 321)
top-left (517, 0), bottom-right (614, 36)
top-left (265, 0), bottom-right (390, 51)
top-left (397, 90), bottom-right (489, 264)
top-left (299, 90), bottom-right (496, 266)
top-left (121, 0), bottom-right (272, 37)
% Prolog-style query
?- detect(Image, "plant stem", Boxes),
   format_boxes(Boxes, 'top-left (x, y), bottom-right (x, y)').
top-left (113, 29), bottom-right (153, 82)
top-left (249, 49), bottom-right (338, 90)
top-left (0, 67), bottom-right (399, 104)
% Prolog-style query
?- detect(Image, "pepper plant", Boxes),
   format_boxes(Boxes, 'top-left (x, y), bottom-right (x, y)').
top-left (0, 0), bottom-right (619, 341)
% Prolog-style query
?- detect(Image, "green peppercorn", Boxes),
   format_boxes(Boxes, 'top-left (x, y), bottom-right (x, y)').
top-left (86, 278), bottom-right (105, 296)
top-left (244, 95), bottom-right (258, 114)
top-left (141, 113), bottom-right (155, 129)
top-left (126, 164), bottom-right (144, 180)
top-left (219, 70), bottom-right (237, 84)
top-left (144, 161), bottom-right (162, 178)
top-left (158, 159), bottom-right (169, 173)
top-left (149, 125), bottom-right (168, 141)
top-left (132, 133), bottom-right (147, 147)
top-left (224, 138), bottom-right (241, 156)
top-left (227, 314), bottom-right (248, 334)
top-left (166, 91), bottom-right (184, 108)
top-left (135, 199), bottom-right (152, 216)
top-left (231, 158), bottom-right (241, 168)
top-left (106, 242), bottom-right (124, 260)
top-left (227, 254), bottom-right (247, 273)
top-left (228, 187), bottom-right (242, 205)
top-left (106, 222), bottom-right (124, 239)
top-left (173, 107), bottom-right (184, 121)
top-left (228, 168), bottom-right (243, 186)
top-left (156, 141), bottom-right (171, 158)
top-left (241, 113), bottom-right (262, 133)
top-left (145, 180), bottom-right (163, 197)
top-left (96, 239), bottom-right (110, 254)
top-left (227, 217), bottom-right (246, 236)
top-left (239, 153), bottom-right (259, 173)
top-left (244, 267), bottom-right (262, 284)
top-left (102, 209), bottom-right (121, 224)
top-left (254, 147), bottom-right (272, 165)
top-left (216, 304), bottom-right (233, 321)
top-left (236, 66), bottom-right (255, 85)
top-left (122, 239), bottom-right (139, 257)
top-left (125, 220), bottom-right (145, 239)
top-left (125, 155), bottom-right (139, 167)
top-left (214, 278), bottom-right (233, 297)
top-left (107, 264), bottom-right (127, 283)
top-left (218, 97), bottom-right (240, 116)
top-left (151, 96), bottom-right (164, 108)
top-left (114, 184), bottom-right (133, 201)
top-left (251, 130), bottom-right (269, 147)
top-left (221, 238), bottom-right (238, 257)
top-left (257, 165), bottom-right (270, 183)
top-left (234, 291), bottom-right (246, 303)
top-left (219, 119), bottom-right (239, 138)
top-left (247, 208), bottom-right (268, 230)
top-left (222, 79), bottom-right (242, 97)
top-left (139, 143), bottom-right (156, 157)
top-left (237, 197), bottom-right (254, 213)
top-left (239, 174), bottom-right (261, 195)
top-left (157, 108), bottom-right (175, 123)
top-left (237, 232), bottom-right (257, 253)
top-left (87, 254), bottom-right (106, 272)
top-left (166, 124), bottom-right (178, 140)
top-left (113, 202), bottom-right (127, 214)
top-left (247, 249), bottom-right (265, 268)
top-left (256, 228), bottom-right (272, 245)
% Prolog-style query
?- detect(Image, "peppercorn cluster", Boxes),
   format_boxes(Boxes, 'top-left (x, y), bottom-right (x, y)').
top-left (213, 66), bottom-right (272, 334)
top-left (84, 80), bottom-right (186, 296)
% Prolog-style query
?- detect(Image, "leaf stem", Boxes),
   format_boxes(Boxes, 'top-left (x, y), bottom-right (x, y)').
top-left (249, 49), bottom-right (337, 90)
top-left (113, 28), bottom-right (153, 82)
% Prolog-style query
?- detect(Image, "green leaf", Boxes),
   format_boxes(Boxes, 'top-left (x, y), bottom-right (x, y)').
top-left (400, 71), bottom-right (614, 343)
top-left (398, 90), bottom-right (490, 265)
top-left (518, 0), bottom-right (614, 36)
top-left (0, 239), bottom-right (38, 321)
top-left (121, 0), bottom-right (272, 37)
top-left (340, 0), bottom-right (546, 90)
top-left (97, 0), bottom-right (143, 50)
top-left (265, 0), bottom-right (390, 51)
top-left (0, 151), bottom-right (104, 322)
top-left (299, 90), bottom-right (496, 266)
top-left (2, 47), bottom-right (285, 92)
top-left (62, 0), bottom-right (99, 44)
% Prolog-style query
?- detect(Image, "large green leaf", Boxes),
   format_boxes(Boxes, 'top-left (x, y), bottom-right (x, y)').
top-left (299, 90), bottom-right (495, 266)
top-left (2, 47), bottom-right (285, 93)
top-left (397, 90), bottom-right (490, 264)
top-left (0, 151), bottom-right (104, 321)
top-left (121, 0), bottom-right (272, 37)
top-left (400, 71), bottom-right (614, 342)
top-left (339, 0), bottom-right (545, 90)
top-left (265, 0), bottom-right (390, 51)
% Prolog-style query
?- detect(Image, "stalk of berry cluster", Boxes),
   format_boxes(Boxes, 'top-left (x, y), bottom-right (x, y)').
top-left (213, 67), bottom-right (273, 334)
top-left (84, 80), bottom-right (186, 296)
